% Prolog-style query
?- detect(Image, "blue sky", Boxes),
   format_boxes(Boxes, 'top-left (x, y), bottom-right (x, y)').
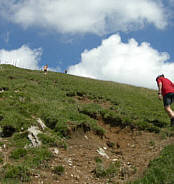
top-left (0, 0), bottom-right (174, 89)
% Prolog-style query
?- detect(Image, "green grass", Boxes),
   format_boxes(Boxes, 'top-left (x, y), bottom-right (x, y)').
top-left (0, 164), bottom-right (30, 183)
top-left (0, 146), bottom-right (53, 183)
top-left (0, 64), bottom-right (170, 137)
top-left (130, 144), bottom-right (174, 184)
top-left (10, 148), bottom-right (27, 159)
top-left (94, 160), bottom-right (120, 178)
top-left (52, 165), bottom-right (65, 175)
top-left (38, 132), bottom-right (67, 148)
top-left (23, 147), bottom-right (53, 168)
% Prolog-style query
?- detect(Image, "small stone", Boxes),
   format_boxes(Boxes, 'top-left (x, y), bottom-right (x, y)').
top-left (112, 158), bottom-right (118, 162)
top-left (131, 144), bottom-right (135, 148)
top-left (75, 175), bottom-right (80, 180)
top-left (54, 148), bottom-right (59, 155)
top-left (97, 147), bottom-right (109, 159)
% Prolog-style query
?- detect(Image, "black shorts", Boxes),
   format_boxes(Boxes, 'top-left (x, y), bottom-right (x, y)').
top-left (163, 93), bottom-right (174, 106)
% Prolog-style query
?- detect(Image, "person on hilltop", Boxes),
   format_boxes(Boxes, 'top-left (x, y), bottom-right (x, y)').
top-left (156, 74), bottom-right (174, 126)
top-left (43, 64), bottom-right (48, 75)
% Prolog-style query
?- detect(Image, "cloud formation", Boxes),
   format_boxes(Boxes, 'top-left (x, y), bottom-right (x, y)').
top-left (169, 0), bottom-right (174, 4)
top-left (0, 45), bottom-right (42, 70)
top-left (0, 0), bottom-right (168, 35)
top-left (68, 34), bottom-right (174, 89)
top-left (4, 32), bottom-right (10, 44)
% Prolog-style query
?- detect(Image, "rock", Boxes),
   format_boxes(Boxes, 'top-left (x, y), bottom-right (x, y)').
top-left (130, 144), bottom-right (135, 148)
top-left (0, 89), bottom-right (4, 93)
top-left (65, 158), bottom-right (73, 166)
top-left (37, 118), bottom-right (47, 130)
top-left (97, 147), bottom-right (109, 159)
top-left (27, 126), bottom-right (41, 147)
top-left (53, 148), bottom-right (59, 155)
top-left (112, 158), bottom-right (119, 162)
top-left (74, 175), bottom-right (80, 180)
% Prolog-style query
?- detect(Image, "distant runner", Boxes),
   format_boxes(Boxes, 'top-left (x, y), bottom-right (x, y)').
top-left (156, 74), bottom-right (174, 126)
top-left (43, 64), bottom-right (48, 75)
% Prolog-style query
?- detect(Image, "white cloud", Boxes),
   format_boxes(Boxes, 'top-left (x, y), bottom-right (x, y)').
top-left (169, 0), bottom-right (174, 4)
top-left (0, 0), bottom-right (168, 35)
top-left (0, 45), bottom-right (42, 70)
top-left (4, 32), bottom-right (10, 44)
top-left (68, 34), bottom-right (174, 89)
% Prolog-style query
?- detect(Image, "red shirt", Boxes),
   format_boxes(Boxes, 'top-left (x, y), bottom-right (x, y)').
top-left (157, 77), bottom-right (174, 96)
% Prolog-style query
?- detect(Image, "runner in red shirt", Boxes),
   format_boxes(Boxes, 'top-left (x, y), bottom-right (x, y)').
top-left (156, 74), bottom-right (174, 126)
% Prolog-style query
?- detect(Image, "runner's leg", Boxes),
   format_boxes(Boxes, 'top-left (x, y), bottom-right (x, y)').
top-left (164, 105), bottom-right (174, 118)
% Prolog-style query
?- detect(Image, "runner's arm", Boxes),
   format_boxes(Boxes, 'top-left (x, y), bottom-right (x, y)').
top-left (157, 82), bottom-right (162, 95)
top-left (157, 82), bottom-right (163, 100)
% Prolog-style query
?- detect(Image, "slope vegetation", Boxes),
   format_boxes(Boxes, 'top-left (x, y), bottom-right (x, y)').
top-left (0, 64), bottom-right (174, 184)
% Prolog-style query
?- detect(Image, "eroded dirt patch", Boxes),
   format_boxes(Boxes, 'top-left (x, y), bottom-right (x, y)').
top-left (30, 121), bottom-right (174, 184)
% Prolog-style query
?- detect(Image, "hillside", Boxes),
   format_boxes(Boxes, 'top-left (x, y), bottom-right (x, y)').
top-left (0, 64), bottom-right (174, 184)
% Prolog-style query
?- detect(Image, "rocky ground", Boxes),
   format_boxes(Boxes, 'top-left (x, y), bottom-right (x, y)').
top-left (30, 121), bottom-right (174, 184)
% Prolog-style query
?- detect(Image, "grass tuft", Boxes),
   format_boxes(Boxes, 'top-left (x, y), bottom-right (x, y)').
top-left (53, 165), bottom-right (65, 175)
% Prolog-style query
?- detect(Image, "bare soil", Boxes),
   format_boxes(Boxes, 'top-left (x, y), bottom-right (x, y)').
top-left (29, 96), bottom-right (174, 183)
top-left (30, 121), bottom-right (174, 184)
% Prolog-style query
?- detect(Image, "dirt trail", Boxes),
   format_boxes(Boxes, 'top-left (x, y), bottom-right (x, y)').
top-left (31, 121), bottom-right (174, 184)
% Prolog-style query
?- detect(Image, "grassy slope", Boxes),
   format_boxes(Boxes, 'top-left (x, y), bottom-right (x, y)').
top-left (130, 144), bottom-right (174, 184)
top-left (0, 64), bottom-right (173, 183)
